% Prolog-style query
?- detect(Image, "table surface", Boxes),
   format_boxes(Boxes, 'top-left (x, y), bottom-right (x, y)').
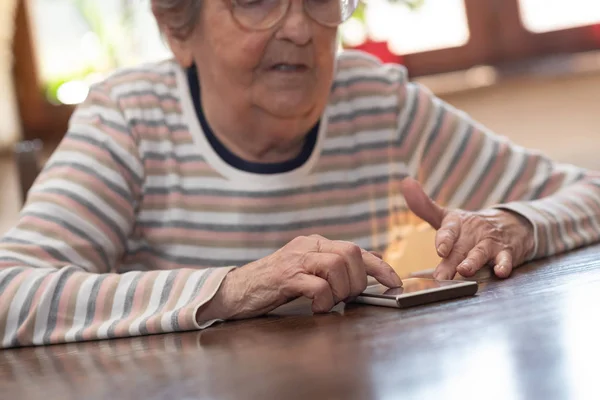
top-left (2, 245), bottom-right (600, 400)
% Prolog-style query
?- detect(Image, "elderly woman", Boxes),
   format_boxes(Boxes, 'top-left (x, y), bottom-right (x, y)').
top-left (1, 0), bottom-right (599, 348)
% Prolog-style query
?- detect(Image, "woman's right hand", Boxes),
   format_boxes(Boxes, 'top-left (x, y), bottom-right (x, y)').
top-left (198, 235), bottom-right (403, 322)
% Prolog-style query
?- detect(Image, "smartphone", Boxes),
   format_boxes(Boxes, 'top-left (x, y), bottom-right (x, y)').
top-left (353, 278), bottom-right (478, 309)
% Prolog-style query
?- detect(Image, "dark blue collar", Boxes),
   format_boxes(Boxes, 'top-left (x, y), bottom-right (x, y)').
top-left (186, 65), bottom-right (319, 175)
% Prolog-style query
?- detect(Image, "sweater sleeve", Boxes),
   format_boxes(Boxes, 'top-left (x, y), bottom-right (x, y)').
top-left (401, 82), bottom-right (600, 261)
top-left (0, 85), bottom-right (233, 348)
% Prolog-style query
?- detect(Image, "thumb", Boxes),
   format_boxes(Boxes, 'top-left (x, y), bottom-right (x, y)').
top-left (399, 178), bottom-right (446, 229)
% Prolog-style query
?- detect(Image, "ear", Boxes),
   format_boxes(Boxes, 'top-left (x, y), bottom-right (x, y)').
top-left (164, 32), bottom-right (194, 68)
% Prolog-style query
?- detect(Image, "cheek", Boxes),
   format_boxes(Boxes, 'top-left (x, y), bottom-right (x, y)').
top-left (215, 35), bottom-right (270, 73)
top-left (314, 31), bottom-right (338, 76)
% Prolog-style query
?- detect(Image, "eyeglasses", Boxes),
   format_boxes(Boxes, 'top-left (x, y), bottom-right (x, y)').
top-left (229, 0), bottom-right (359, 31)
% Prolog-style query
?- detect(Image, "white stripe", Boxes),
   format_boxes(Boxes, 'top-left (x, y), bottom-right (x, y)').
top-left (0, 267), bottom-right (19, 284)
top-left (2, 270), bottom-right (48, 347)
top-left (397, 83), bottom-right (420, 135)
top-left (33, 179), bottom-right (129, 232)
top-left (96, 272), bottom-right (140, 339)
top-left (138, 196), bottom-right (392, 226)
top-left (45, 151), bottom-right (130, 193)
top-left (31, 269), bottom-right (72, 345)
top-left (548, 202), bottom-right (580, 249)
top-left (570, 196), bottom-right (600, 239)
top-left (0, 249), bottom-right (58, 269)
top-left (129, 271), bottom-right (170, 336)
top-left (450, 132), bottom-right (497, 208)
top-left (161, 270), bottom-right (207, 331)
top-left (76, 106), bottom-right (125, 126)
top-left (8, 229), bottom-right (95, 272)
top-left (533, 202), bottom-right (562, 255)
top-left (109, 81), bottom-right (177, 99)
top-left (139, 140), bottom-right (210, 157)
top-left (152, 230), bottom-right (392, 261)
top-left (64, 275), bottom-right (97, 342)
top-left (335, 63), bottom-right (405, 83)
top-left (66, 124), bottom-right (144, 179)
top-left (487, 149), bottom-right (527, 205)
top-left (24, 202), bottom-right (117, 256)
top-left (143, 161), bottom-right (408, 192)
top-left (327, 94), bottom-right (398, 117)
top-left (147, 243), bottom-right (275, 262)
top-left (424, 116), bottom-right (471, 201)
top-left (405, 90), bottom-right (435, 178)
top-left (322, 128), bottom-right (397, 151)
top-left (553, 201), bottom-right (593, 244)
top-left (118, 106), bottom-right (185, 126)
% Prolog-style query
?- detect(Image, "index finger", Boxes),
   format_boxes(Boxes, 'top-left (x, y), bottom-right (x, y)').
top-left (361, 251), bottom-right (403, 288)
top-left (400, 178), bottom-right (447, 229)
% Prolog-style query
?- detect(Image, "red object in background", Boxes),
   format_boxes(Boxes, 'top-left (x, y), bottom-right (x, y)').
top-left (350, 40), bottom-right (405, 65)
top-left (593, 24), bottom-right (600, 47)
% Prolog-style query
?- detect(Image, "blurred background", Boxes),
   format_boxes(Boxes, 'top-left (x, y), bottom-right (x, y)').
top-left (1, 0), bottom-right (600, 240)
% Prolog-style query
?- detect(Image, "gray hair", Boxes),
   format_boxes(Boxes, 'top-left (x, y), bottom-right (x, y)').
top-left (151, 0), bottom-right (202, 40)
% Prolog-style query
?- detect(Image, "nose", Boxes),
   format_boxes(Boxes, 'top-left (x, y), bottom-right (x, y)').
top-left (275, 0), bottom-right (313, 45)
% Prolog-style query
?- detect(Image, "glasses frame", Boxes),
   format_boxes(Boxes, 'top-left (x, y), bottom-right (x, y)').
top-left (227, 0), bottom-right (358, 31)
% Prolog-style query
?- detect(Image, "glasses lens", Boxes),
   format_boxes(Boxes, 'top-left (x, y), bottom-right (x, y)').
top-left (231, 0), bottom-right (358, 30)
top-left (305, 0), bottom-right (358, 27)
top-left (232, 0), bottom-right (288, 30)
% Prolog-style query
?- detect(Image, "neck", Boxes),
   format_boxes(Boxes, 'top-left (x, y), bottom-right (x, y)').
top-left (211, 119), bottom-right (307, 163)
top-left (201, 94), bottom-right (316, 164)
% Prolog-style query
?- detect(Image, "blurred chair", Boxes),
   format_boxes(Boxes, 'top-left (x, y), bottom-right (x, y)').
top-left (13, 139), bottom-right (42, 205)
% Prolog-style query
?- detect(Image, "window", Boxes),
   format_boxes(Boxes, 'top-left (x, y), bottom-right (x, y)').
top-left (519, 0), bottom-right (600, 33)
top-left (341, 0), bottom-right (495, 76)
top-left (31, 0), bottom-right (170, 104)
top-left (360, 0), bottom-right (470, 55)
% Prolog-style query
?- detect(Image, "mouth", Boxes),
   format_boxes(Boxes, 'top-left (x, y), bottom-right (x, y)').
top-left (269, 63), bottom-right (309, 72)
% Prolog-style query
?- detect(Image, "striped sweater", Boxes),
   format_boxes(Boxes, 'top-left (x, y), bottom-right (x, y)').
top-left (1, 51), bottom-right (599, 348)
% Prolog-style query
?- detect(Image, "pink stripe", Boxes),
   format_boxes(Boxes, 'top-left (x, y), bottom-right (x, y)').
top-left (108, 72), bottom-right (177, 88)
top-left (0, 227), bottom-right (71, 267)
top-left (418, 100), bottom-right (455, 178)
top-left (82, 276), bottom-right (117, 339)
top-left (504, 155), bottom-right (539, 202)
top-left (31, 192), bottom-right (122, 247)
top-left (144, 159), bottom-right (214, 173)
top-left (119, 95), bottom-right (181, 112)
top-left (139, 214), bottom-right (390, 245)
top-left (436, 131), bottom-right (482, 202)
top-left (142, 181), bottom-right (392, 208)
top-left (0, 269), bottom-right (36, 308)
top-left (22, 215), bottom-right (108, 269)
top-left (178, 270), bottom-right (220, 330)
top-left (146, 271), bottom-right (190, 334)
top-left (50, 273), bottom-right (85, 342)
top-left (112, 272), bottom-right (154, 338)
top-left (467, 141), bottom-right (511, 209)
top-left (328, 112), bottom-right (397, 134)
top-left (43, 165), bottom-right (133, 219)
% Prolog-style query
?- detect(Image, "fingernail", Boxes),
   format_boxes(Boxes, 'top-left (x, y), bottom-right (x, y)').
top-left (459, 261), bottom-right (471, 273)
top-left (495, 264), bottom-right (508, 276)
top-left (437, 244), bottom-right (448, 257)
top-left (390, 271), bottom-right (403, 287)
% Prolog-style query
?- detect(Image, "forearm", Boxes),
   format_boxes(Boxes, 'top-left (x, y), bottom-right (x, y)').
top-left (0, 264), bottom-right (233, 348)
top-left (495, 176), bottom-right (600, 260)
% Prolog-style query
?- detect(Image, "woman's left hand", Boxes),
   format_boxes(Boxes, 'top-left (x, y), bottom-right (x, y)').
top-left (400, 178), bottom-right (535, 280)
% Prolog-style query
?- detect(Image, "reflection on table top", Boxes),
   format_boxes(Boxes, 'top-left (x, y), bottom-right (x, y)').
top-left (2, 245), bottom-right (600, 400)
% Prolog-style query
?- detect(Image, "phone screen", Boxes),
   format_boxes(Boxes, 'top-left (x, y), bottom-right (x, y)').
top-left (362, 278), bottom-right (465, 297)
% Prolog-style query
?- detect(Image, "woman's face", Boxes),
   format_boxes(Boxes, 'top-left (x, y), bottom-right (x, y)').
top-left (171, 0), bottom-right (339, 125)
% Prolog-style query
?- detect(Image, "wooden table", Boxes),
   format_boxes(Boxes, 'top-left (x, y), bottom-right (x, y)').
top-left (2, 245), bottom-right (600, 400)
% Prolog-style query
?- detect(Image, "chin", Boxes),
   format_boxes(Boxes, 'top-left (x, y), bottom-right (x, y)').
top-left (260, 93), bottom-right (324, 120)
